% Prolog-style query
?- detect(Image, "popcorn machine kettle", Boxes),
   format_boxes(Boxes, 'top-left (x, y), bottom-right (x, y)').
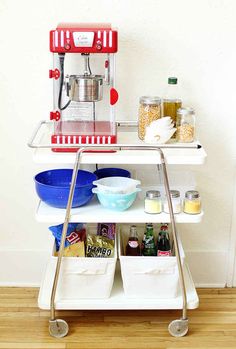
top-left (49, 23), bottom-right (118, 151)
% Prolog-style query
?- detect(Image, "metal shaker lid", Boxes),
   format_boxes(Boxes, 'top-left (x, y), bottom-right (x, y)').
top-left (170, 190), bottom-right (180, 198)
top-left (177, 107), bottom-right (195, 115)
top-left (185, 190), bottom-right (200, 199)
top-left (146, 190), bottom-right (161, 199)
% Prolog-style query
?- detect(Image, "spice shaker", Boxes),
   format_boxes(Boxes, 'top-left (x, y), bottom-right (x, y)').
top-left (163, 190), bottom-right (181, 214)
top-left (183, 190), bottom-right (201, 214)
top-left (138, 96), bottom-right (161, 140)
top-left (144, 190), bottom-right (162, 214)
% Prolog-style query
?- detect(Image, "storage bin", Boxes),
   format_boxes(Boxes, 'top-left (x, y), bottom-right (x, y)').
top-left (118, 225), bottom-right (185, 299)
top-left (50, 231), bottom-right (117, 300)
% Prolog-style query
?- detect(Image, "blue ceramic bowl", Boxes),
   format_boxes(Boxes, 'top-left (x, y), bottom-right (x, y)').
top-left (94, 167), bottom-right (131, 179)
top-left (34, 169), bottom-right (97, 208)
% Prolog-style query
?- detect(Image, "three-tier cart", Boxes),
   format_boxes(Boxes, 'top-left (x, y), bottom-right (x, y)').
top-left (28, 121), bottom-right (207, 338)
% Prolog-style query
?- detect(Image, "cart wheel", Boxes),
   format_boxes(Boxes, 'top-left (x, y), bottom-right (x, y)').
top-left (168, 319), bottom-right (188, 337)
top-left (49, 319), bottom-right (69, 338)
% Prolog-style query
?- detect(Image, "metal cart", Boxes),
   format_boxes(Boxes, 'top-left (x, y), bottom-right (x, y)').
top-left (28, 121), bottom-right (204, 338)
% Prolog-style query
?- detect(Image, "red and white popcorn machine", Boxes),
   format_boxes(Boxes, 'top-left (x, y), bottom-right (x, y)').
top-left (49, 23), bottom-right (119, 151)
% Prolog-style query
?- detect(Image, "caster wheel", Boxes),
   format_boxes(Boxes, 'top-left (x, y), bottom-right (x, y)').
top-left (49, 319), bottom-right (69, 338)
top-left (168, 319), bottom-right (188, 337)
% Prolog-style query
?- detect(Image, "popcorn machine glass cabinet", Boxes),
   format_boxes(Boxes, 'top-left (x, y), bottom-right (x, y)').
top-left (49, 24), bottom-right (118, 152)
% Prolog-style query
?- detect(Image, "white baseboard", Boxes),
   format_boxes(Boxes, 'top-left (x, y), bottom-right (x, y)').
top-left (185, 250), bottom-right (227, 288)
top-left (0, 249), bottom-right (50, 287)
top-left (0, 249), bottom-right (228, 288)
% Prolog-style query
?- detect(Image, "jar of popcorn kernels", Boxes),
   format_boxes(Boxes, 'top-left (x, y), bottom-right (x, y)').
top-left (176, 107), bottom-right (195, 143)
top-left (138, 96), bottom-right (161, 140)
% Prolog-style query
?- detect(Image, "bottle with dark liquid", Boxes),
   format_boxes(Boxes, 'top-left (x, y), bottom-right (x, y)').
top-left (157, 224), bottom-right (172, 256)
top-left (126, 225), bottom-right (140, 256)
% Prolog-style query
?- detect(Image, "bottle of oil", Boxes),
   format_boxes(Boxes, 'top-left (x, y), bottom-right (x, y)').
top-left (163, 77), bottom-right (182, 138)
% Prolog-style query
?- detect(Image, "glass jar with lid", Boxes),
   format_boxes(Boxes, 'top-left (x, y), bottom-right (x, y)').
top-left (163, 190), bottom-right (181, 214)
top-left (138, 96), bottom-right (161, 140)
top-left (176, 107), bottom-right (195, 143)
top-left (183, 190), bottom-right (201, 214)
top-left (144, 190), bottom-right (162, 214)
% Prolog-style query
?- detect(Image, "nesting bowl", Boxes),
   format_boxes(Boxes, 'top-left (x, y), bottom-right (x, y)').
top-left (93, 177), bottom-right (140, 194)
top-left (34, 169), bottom-right (97, 208)
top-left (92, 187), bottom-right (141, 211)
top-left (94, 167), bottom-right (131, 179)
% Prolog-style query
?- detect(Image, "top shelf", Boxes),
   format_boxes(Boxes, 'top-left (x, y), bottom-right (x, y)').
top-left (29, 121), bottom-right (207, 165)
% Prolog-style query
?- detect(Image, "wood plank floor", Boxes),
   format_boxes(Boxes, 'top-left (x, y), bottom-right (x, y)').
top-left (0, 288), bottom-right (236, 348)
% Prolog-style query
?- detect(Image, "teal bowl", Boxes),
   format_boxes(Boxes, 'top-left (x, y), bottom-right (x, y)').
top-left (92, 188), bottom-right (141, 211)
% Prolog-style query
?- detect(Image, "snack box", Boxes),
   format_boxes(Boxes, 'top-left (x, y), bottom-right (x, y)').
top-left (46, 232), bottom-right (117, 300)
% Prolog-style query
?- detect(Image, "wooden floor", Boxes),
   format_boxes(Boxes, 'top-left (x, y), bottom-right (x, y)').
top-left (0, 288), bottom-right (236, 348)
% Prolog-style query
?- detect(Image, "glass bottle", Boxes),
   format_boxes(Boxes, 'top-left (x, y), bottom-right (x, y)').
top-left (144, 190), bottom-right (162, 214)
top-left (183, 190), bottom-right (201, 214)
top-left (157, 224), bottom-right (172, 256)
top-left (176, 107), bottom-right (195, 143)
top-left (126, 225), bottom-right (140, 256)
top-left (142, 223), bottom-right (156, 256)
top-left (163, 190), bottom-right (181, 214)
top-left (138, 96), bottom-right (161, 140)
top-left (163, 77), bottom-right (182, 137)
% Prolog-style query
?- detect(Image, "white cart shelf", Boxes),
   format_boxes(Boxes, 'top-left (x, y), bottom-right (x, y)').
top-left (38, 263), bottom-right (198, 310)
top-left (36, 198), bottom-right (204, 224)
top-left (31, 121), bottom-right (207, 165)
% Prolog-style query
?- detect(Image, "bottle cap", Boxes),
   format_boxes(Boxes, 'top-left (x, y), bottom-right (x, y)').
top-left (146, 223), bottom-right (154, 228)
top-left (140, 96), bottom-right (161, 105)
top-left (168, 77), bottom-right (178, 84)
top-left (160, 224), bottom-right (168, 231)
top-left (185, 190), bottom-right (200, 199)
top-left (146, 190), bottom-right (161, 199)
top-left (130, 225), bottom-right (137, 234)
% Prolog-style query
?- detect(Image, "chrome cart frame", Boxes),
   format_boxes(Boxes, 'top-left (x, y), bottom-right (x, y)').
top-left (28, 121), bottom-right (202, 338)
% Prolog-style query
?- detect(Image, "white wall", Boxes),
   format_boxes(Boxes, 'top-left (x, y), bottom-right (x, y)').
top-left (0, 0), bottom-right (236, 286)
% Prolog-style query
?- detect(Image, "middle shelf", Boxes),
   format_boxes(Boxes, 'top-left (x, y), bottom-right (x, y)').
top-left (36, 197), bottom-right (204, 223)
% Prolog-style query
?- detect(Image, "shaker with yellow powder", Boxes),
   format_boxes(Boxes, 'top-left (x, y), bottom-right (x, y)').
top-left (183, 190), bottom-right (201, 214)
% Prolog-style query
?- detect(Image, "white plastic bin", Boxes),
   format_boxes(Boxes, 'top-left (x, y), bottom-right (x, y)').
top-left (118, 225), bottom-right (185, 299)
top-left (49, 232), bottom-right (117, 300)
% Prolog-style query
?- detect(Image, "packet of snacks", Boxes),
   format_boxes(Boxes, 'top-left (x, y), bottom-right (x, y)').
top-left (97, 223), bottom-right (116, 240)
top-left (49, 223), bottom-right (86, 257)
top-left (86, 234), bottom-right (114, 258)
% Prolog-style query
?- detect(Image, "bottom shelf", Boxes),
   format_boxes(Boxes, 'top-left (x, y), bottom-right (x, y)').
top-left (38, 263), bottom-right (199, 310)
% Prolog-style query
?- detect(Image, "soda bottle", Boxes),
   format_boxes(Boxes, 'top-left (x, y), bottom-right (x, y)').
top-left (126, 225), bottom-right (140, 256)
top-left (142, 223), bottom-right (156, 256)
top-left (157, 224), bottom-right (172, 256)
